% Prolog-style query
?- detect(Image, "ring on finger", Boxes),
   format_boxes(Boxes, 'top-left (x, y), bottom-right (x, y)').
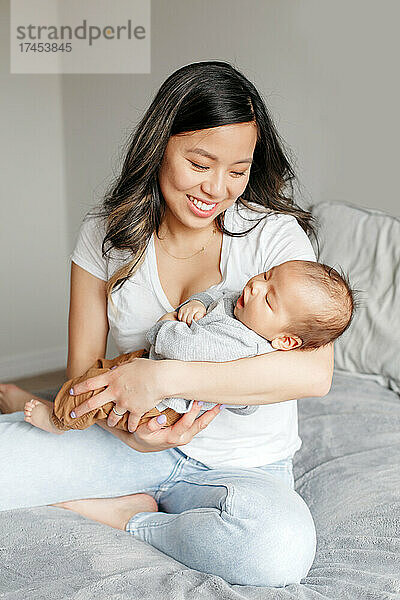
top-left (112, 406), bottom-right (127, 416)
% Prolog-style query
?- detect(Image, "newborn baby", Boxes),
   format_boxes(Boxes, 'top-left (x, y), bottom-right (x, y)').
top-left (24, 260), bottom-right (354, 433)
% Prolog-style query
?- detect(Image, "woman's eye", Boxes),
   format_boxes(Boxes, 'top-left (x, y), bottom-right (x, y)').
top-left (190, 161), bottom-right (208, 170)
top-left (189, 161), bottom-right (247, 177)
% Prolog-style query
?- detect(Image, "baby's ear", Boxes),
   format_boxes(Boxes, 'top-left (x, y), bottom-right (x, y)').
top-left (271, 335), bottom-right (302, 351)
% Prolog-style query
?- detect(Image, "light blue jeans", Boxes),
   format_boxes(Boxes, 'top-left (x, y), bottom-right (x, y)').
top-left (0, 411), bottom-right (316, 587)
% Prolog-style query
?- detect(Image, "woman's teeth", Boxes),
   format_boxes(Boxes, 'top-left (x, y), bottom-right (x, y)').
top-left (188, 195), bottom-right (216, 212)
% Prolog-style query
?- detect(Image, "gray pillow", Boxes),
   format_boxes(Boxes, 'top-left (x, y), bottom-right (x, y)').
top-left (309, 200), bottom-right (400, 394)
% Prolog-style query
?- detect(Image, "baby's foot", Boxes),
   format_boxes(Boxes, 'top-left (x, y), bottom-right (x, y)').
top-left (24, 399), bottom-right (63, 434)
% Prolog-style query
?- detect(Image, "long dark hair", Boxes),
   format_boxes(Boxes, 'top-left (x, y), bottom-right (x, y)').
top-left (88, 60), bottom-right (318, 301)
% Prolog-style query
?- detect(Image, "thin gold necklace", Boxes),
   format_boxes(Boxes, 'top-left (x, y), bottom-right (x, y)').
top-left (158, 225), bottom-right (217, 260)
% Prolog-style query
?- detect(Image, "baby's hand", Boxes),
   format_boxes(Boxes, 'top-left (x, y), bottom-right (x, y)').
top-left (177, 300), bottom-right (206, 326)
top-left (158, 311), bottom-right (178, 322)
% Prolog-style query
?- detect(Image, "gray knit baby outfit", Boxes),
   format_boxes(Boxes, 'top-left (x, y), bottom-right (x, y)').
top-left (146, 288), bottom-right (274, 416)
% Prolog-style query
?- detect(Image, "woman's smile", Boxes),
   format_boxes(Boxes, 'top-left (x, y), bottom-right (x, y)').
top-left (186, 194), bottom-right (218, 218)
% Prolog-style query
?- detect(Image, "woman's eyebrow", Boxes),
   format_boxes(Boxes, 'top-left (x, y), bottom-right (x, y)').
top-left (187, 147), bottom-right (253, 165)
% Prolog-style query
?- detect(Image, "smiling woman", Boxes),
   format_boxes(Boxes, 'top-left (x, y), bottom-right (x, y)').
top-left (156, 121), bottom-right (257, 233)
top-left (0, 60), bottom-right (333, 587)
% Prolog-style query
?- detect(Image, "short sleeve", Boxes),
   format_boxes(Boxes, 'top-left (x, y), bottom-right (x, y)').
top-left (262, 214), bottom-right (316, 272)
top-left (70, 215), bottom-right (108, 281)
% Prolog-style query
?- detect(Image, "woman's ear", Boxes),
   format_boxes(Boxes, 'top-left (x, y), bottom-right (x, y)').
top-left (270, 335), bottom-right (302, 351)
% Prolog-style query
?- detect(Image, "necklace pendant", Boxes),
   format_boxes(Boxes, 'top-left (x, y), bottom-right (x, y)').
top-left (158, 225), bottom-right (216, 259)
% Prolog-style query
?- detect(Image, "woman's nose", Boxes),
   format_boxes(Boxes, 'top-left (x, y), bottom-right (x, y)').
top-left (201, 171), bottom-right (226, 198)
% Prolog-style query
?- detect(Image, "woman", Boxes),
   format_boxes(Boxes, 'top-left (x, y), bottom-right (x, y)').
top-left (0, 61), bottom-right (332, 587)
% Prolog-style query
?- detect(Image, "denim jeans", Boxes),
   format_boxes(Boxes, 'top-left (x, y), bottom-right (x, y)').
top-left (0, 411), bottom-right (316, 587)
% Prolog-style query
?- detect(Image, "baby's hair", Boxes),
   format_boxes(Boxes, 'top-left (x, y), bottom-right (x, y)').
top-left (283, 261), bottom-right (358, 351)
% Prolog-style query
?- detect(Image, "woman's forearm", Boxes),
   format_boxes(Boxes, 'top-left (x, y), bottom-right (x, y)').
top-left (159, 343), bottom-right (334, 406)
top-left (96, 420), bottom-right (171, 453)
top-left (96, 420), bottom-right (145, 451)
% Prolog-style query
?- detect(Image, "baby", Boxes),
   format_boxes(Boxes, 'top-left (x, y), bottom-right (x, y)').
top-left (24, 260), bottom-right (354, 433)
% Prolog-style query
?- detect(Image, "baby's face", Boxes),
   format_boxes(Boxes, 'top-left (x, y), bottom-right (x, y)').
top-left (233, 261), bottom-right (309, 345)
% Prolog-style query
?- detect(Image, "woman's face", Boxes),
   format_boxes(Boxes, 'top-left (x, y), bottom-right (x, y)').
top-left (158, 122), bottom-right (257, 230)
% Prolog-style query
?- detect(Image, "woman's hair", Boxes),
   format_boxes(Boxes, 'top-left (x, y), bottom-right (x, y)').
top-left (88, 60), bottom-right (318, 301)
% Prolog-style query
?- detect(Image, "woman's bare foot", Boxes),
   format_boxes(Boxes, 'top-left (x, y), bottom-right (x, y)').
top-left (0, 383), bottom-right (53, 414)
top-left (24, 399), bottom-right (63, 434)
top-left (51, 493), bottom-right (158, 530)
top-left (0, 383), bottom-right (37, 414)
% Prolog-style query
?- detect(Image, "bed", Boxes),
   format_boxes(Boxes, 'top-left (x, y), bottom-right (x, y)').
top-left (1, 200), bottom-right (399, 599)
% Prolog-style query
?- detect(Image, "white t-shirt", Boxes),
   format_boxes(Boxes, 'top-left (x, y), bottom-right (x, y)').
top-left (71, 201), bottom-right (316, 468)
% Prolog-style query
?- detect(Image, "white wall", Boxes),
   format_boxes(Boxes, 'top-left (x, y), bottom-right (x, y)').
top-left (0, 0), bottom-right (69, 379)
top-left (1, 0), bottom-right (399, 379)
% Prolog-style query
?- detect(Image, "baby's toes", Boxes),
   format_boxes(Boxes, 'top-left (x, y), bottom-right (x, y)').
top-left (24, 399), bottom-right (38, 418)
top-left (24, 400), bottom-right (32, 412)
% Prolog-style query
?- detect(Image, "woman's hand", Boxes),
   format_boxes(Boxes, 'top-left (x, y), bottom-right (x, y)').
top-left (177, 300), bottom-right (206, 326)
top-left (129, 401), bottom-right (224, 452)
top-left (69, 357), bottom-right (172, 433)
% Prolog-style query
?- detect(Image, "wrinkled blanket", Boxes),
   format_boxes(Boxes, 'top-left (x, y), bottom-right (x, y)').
top-left (1, 371), bottom-right (399, 599)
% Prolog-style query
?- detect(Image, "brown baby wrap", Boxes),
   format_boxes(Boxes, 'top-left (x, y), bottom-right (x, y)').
top-left (51, 349), bottom-right (182, 432)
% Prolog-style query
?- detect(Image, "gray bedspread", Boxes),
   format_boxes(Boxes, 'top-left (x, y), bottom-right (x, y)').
top-left (1, 370), bottom-right (399, 599)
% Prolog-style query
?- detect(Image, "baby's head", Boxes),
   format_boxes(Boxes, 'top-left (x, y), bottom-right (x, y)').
top-left (233, 260), bottom-right (355, 351)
